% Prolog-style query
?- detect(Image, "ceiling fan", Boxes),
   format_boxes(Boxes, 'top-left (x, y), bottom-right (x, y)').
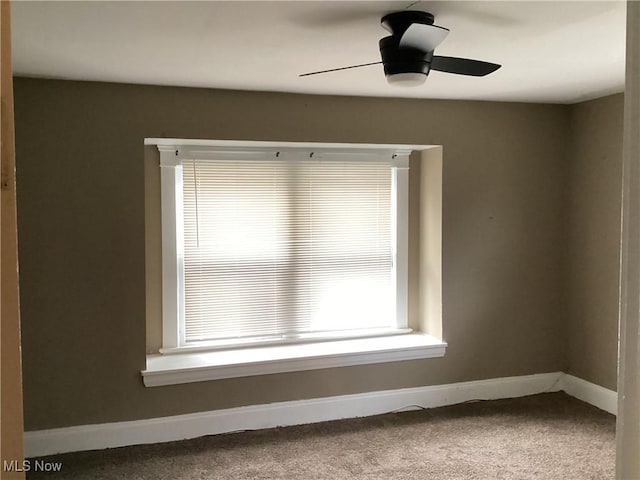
top-left (300, 11), bottom-right (501, 87)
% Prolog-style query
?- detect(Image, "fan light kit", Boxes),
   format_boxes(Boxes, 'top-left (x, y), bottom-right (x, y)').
top-left (300, 11), bottom-right (501, 86)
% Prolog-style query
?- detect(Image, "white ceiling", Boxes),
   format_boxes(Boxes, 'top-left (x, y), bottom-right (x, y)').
top-left (11, 1), bottom-right (626, 104)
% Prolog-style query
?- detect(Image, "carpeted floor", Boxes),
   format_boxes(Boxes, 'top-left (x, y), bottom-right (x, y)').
top-left (27, 392), bottom-right (615, 479)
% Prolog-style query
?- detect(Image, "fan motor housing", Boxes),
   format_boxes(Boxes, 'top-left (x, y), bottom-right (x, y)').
top-left (379, 36), bottom-right (433, 76)
top-left (381, 11), bottom-right (435, 36)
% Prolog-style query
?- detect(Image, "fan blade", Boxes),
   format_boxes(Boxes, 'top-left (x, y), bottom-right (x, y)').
top-left (299, 61), bottom-right (382, 77)
top-left (399, 23), bottom-right (449, 52)
top-left (431, 56), bottom-right (501, 76)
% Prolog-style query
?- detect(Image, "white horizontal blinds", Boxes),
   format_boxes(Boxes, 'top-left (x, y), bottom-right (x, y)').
top-left (182, 154), bottom-right (394, 344)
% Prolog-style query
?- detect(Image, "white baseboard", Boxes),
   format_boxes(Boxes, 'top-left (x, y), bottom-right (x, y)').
top-left (560, 374), bottom-right (617, 415)
top-left (24, 372), bottom-right (563, 457)
top-left (26, 371), bottom-right (618, 458)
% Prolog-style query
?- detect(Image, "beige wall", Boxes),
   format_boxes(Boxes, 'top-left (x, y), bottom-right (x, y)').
top-left (14, 78), bottom-right (569, 430)
top-left (566, 94), bottom-right (624, 391)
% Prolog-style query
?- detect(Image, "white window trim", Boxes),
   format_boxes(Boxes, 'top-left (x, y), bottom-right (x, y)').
top-left (142, 332), bottom-right (446, 387)
top-left (158, 145), bottom-right (184, 349)
top-left (145, 138), bottom-right (445, 386)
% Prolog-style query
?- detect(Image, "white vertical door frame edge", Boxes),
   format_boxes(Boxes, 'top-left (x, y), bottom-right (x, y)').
top-left (616, 2), bottom-right (640, 479)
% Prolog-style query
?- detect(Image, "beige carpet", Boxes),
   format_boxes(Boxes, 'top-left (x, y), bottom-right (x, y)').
top-left (27, 392), bottom-right (615, 479)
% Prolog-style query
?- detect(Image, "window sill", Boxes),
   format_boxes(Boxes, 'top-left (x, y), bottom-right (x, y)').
top-left (141, 333), bottom-right (447, 387)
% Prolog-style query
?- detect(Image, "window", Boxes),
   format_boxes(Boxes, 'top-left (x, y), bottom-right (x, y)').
top-left (143, 139), bottom-right (445, 386)
top-left (158, 142), bottom-right (409, 352)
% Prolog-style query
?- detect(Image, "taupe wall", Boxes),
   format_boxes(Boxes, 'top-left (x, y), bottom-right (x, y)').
top-left (566, 94), bottom-right (624, 391)
top-left (15, 78), bottom-right (569, 430)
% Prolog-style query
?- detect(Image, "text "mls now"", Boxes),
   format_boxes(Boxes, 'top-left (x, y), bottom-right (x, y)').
top-left (3, 459), bottom-right (63, 472)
